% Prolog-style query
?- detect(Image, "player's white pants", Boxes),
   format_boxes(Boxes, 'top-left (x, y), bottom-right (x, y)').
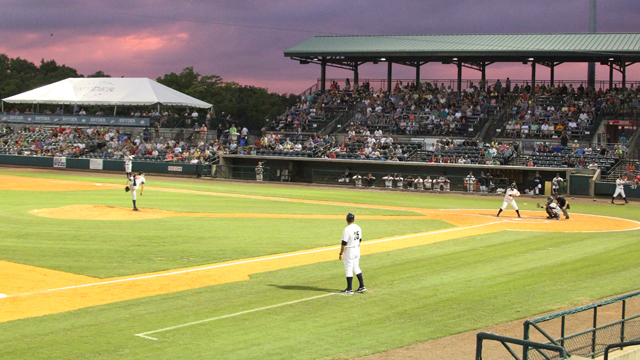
top-left (552, 185), bottom-right (559, 194)
top-left (613, 187), bottom-right (626, 198)
top-left (480, 186), bottom-right (487, 193)
top-left (256, 174), bottom-right (263, 181)
top-left (125, 164), bottom-right (132, 173)
top-left (535, 184), bottom-right (541, 195)
top-left (467, 184), bottom-right (474, 192)
top-left (501, 199), bottom-right (518, 211)
top-left (343, 246), bottom-right (361, 277)
top-left (131, 189), bottom-right (138, 201)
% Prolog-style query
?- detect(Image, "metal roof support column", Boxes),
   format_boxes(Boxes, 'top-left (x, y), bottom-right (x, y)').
top-left (457, 61), bottom-right (462, 94)
top-left (353, 63), bottom-right (359, 89)
top-left (609, 63), bottom-right (614, 90)
top-left (550, 65), bottom-right (555, 87)
top-left (531, 62), bottom-right (536, 94)
top-left (481, 63), bottom-right (486, 91)
top-left (387, 61), bottom-right (393, 93)
top-left (415, 64), bottom-right (421, 87)
top-left (622, 62), bottom-right (627, 90)
top-left (320, 59), bottom-right (327, 92)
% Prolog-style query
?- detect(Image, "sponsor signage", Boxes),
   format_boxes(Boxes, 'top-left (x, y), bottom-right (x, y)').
top-left (607, 120), bottom-right (634, 126)
top-left (89, 159), bottom-right (104, 170)
top-left (0, 115), bottom-right (149, 127)
top-left (168, 166), bottom-right (183, 172)
top-left (53, 157), bottom-right (66, 168)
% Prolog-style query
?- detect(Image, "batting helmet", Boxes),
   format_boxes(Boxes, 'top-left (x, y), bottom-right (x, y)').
top-left (138, 171), bottom-right (145, 175)
top-left (346, 213), bottom-right (355, 222)
top-left (510, 182), bottom-right (517, 188)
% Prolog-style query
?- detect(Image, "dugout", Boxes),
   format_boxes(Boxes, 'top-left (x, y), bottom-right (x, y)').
top-left (220, 154), bottom-right (592, 194)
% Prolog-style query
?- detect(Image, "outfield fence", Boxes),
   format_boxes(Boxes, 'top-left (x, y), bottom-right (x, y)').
top-left (311, 169), bottom-right (510, 192)
top-left (523, 290), bottom-right (640, 360)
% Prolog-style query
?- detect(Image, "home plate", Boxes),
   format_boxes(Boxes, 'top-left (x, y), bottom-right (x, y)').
top-left (0, 294), bottom-right (7, 299)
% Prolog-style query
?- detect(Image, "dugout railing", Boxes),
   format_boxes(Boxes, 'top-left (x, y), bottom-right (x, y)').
top-left (311, 168), bottom-right (510, 192)
top-left (523, 290), bottom-right (640, 360)
top-left (476, 332), bottom-right (569, 360)
top-left (213, 165), bottom-right (273, 181)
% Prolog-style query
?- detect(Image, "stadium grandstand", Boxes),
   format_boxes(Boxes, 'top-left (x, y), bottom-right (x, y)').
top-left (1, 33), bottom-right (640, 195)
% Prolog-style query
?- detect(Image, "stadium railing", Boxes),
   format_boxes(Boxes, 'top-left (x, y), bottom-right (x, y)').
top-left (603, 340), bottom-right (640, 360)
top-left (523, 290), bottom-right (640, 360)
top-left (212, 165), bottom-right (273, 181)
top-left (311, 169), bottom-right (510, 192)
top-left (476, 332), bottom-right (569, 360)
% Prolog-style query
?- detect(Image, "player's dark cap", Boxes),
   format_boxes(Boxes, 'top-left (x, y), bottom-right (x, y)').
top-left (346, 213), bottom-right (355, 222)
top-left (138, 171), bottom-right (145, 175)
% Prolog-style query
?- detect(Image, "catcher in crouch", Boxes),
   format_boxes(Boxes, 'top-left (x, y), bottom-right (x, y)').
top-left (497, 183), bottom-right (521, 218)
top-left (539, 196), bottom-right (562, 220)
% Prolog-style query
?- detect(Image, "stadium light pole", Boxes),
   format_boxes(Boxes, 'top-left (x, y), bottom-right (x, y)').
top-left (587, 0), bottom-right (596, 89)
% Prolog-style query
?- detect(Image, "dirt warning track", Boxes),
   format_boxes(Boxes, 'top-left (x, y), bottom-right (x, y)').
top-left (1, 174), bottom-right (639, 323)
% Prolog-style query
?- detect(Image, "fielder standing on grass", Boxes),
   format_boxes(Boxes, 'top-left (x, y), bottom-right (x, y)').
top-left (126, 171), bottom-right (145, 211)
top-left (496, 183), bottom-right (521, 218)
top-left (338, 213), bottom-right (366, 295)
top-left (124, 152), bottom-right (133, 184)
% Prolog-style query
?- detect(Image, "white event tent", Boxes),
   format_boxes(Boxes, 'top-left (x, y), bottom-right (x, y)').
top-left (1, 77), bottom-right (212, 112)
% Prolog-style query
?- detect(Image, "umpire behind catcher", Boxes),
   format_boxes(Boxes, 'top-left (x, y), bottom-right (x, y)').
top-left (555, 194), bottom-right (570, 219)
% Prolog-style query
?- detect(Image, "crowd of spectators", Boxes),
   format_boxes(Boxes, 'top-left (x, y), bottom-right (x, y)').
top-left (345, 80), bottom-right (504, 138)
top-left (0, 124), bottom-right (232, 164)
top-left (419, 138), bottom-right (517, 166)
top-left (518, 140), bottom-right (627, 170)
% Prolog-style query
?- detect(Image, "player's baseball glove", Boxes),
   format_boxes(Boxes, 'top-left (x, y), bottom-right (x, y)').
top-left (536, 202), bottom-right (542, 208)
top-left (125, 186), bottom-right (130, 192)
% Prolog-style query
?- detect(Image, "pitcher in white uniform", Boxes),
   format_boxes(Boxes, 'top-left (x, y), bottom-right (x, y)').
top-left (128, 171), bottom-right (146, 211)
top-left (338, 213), bottom-right (366, 294)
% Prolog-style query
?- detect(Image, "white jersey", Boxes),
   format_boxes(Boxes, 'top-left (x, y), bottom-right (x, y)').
top-left (383, 176), bottom-right (393, 188)
top-left (341, 223), bottom-right (362, 248)
top-left (503, 188), bottom-right (519, 202)
top-left (124, 155), bottom-right (133, 166)
top-left (395, 177), bottom-right (403, 188)
top-left (353, 175), bottom-right (362, 187)
top-left (424, 179), bottom-right (432, 189)
top-left (465, 175), bottom-right (475, 184)
top-left (129, 175), bottom-right (146, 190)
top-left (415, 179), bottom-right (424, 190)
top-left (616, 178), bottom-right (627, 189)
top-left (552, 177), bottom-right (563, 187)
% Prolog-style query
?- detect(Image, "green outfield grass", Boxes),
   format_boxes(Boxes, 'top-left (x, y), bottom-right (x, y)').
top-left (1, 170), bottom-right (640, 360)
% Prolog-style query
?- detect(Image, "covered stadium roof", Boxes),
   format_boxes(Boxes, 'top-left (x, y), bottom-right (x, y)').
top-left (285, 33), bottom-right (640, 62)
top-left (2, 77), bottom-right (212, 108)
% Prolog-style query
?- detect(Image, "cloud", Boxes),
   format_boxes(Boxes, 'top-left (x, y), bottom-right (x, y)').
top-left (0, 0), bottom-right (639, 93)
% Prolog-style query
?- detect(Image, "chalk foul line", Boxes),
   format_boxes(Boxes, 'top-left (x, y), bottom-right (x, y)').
top-left (134, 292), bottom-right (337, 340)
top-left (8, 221), bottom-right (503, 299)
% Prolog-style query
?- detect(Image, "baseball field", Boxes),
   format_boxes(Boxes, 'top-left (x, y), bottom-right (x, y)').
top-left (1, 167), bottom-right (640, 360)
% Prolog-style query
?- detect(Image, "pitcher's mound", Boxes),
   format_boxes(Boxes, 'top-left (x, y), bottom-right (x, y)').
top-left (30, 205), bottom-right (175, 220)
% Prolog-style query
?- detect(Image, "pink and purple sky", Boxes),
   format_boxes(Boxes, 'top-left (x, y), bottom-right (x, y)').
top-left (2, 0), bottom-right (640, 94)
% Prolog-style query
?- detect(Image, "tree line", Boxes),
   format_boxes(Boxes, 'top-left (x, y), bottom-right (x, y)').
top-left (0, 54), bottom-right (299, 130)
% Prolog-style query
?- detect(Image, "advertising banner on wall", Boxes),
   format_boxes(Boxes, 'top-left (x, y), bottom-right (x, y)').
top-left (53, 157), bottom-right (66, 168)
top-left (89, 159), bottom-right (104, 170)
